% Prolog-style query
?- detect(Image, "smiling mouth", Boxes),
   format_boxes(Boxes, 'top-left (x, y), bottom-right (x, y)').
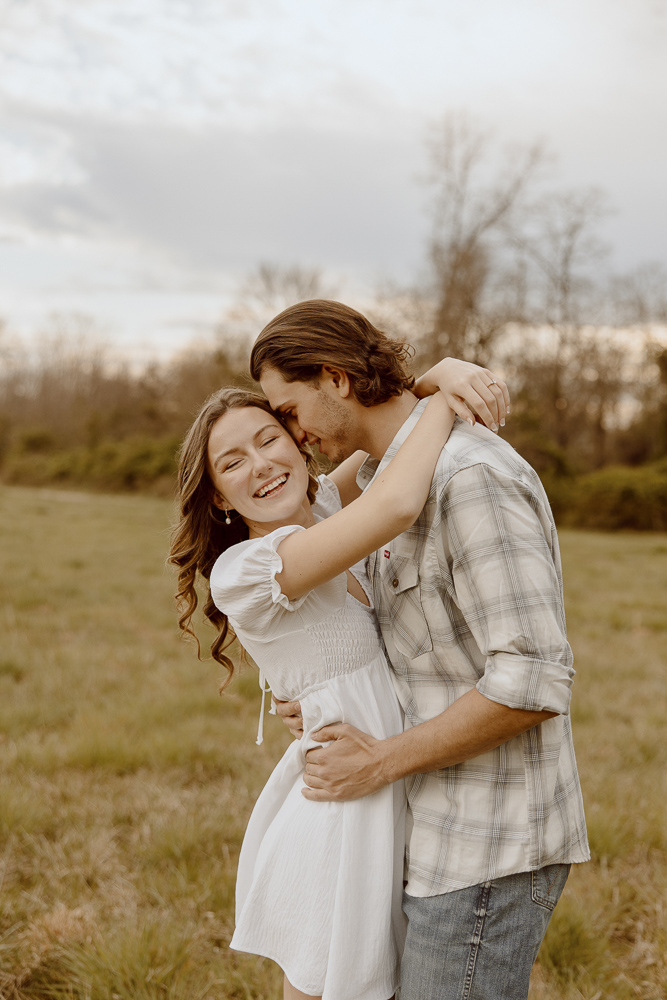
top-left (254, 474), bottom-right (288, 498)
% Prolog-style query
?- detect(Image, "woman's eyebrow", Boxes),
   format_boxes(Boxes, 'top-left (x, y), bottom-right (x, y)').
top-left (254, 423), bottom-right (281, 438)
top-left (213, 424), bottom-right (280, 464)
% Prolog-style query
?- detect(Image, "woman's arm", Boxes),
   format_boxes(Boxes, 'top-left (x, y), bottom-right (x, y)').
top-left (415, 358), bottom-right (510, 430)
top-left (330, 359), bottom-right (510, 506)
top-left (275, 393), bottom-right (453, 600)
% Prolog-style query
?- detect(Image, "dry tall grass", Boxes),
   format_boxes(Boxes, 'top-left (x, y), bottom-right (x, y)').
top-left (0, 486), bottom-right (665, 999)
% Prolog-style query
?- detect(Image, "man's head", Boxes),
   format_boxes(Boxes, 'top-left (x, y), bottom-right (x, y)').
top-left (250, 299), bottom-right (415, 461)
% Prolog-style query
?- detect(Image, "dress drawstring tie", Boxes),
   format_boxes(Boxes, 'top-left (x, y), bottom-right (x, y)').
top-left (256, 670), bottom-right (275, 746)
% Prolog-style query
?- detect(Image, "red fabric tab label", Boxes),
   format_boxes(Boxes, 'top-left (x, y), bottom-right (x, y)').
top-left (384, 549), bottom-right (390, 558)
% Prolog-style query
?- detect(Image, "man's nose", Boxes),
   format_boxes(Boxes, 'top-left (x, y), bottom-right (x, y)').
top-left (285, 416), bottom-right (306, 443)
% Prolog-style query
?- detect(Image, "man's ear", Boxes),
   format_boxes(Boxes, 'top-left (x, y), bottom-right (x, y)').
top-left (321, 365), bottom-right (352, 398)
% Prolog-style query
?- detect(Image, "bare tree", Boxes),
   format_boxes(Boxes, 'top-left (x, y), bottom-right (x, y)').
top-left (514, 187), bottom-right (610, 326)
top-left (366, 280), bottom-right (435, 366)
top-left (611, 262), bottom-right (667, 326)
top-left (496, 189), bottom-right (663, 470)
top-left (240, 262), bottom-right (334, 313)
top-left (218, 262), bottom-right (339, 347)
top-left (421, 113), bottom-right (547, 366)
top-left (506, 189), bottom-right (612, 452)
top-left (158, 339), bottom-right (250, 431)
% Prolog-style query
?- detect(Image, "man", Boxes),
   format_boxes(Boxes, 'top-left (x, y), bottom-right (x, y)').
top-left (249, 299), bottom-right (589, 1000)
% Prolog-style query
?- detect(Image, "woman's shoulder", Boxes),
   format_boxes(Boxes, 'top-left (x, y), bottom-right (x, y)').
top-left (210, 525), bottom-right (305, 592)
top-left (210, 521), bottom-right (348, 627)
top-left (312, 473), bottom-right (342, 520)
top-left (210, 473), bottom-right (340, 589)
top-left (210, 537), bottom-right (254, 584)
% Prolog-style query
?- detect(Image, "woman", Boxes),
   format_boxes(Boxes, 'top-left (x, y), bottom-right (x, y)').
top-left (169, 362), bottom-right (507, 1000)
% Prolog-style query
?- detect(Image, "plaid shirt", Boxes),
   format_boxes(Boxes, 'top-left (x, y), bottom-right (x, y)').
top-left (357, 401), bottom-right (589, 896)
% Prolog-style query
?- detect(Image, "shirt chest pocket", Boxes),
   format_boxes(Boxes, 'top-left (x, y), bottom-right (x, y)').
top-left (381, 555), bottom-right (433, 659)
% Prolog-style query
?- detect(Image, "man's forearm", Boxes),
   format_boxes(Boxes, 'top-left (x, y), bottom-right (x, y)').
top-left (303, 688), bottom-right (557, 801)
top-left (379, 688), bottom-right (556, 784)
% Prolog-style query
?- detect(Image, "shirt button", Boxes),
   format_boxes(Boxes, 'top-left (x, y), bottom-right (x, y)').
top-left (392, 578), bottom-right (399, 588)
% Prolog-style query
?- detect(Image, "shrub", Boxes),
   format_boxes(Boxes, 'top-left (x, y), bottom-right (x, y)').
top-left (2, 436), bottom-right (180, 494)
top-left (552, 462), bottom-right (667, 531)
top-left (3, 430), bottom-right (667, 533)
top-left (16, 427), bottom-right (57, 454)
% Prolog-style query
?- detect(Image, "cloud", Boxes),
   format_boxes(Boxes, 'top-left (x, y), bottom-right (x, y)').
top-left (0, 111), bottom-right (87, 190)
top-left (0, 0), bottom-right (665, 308)
top-left (0, 107), bottom-right (428, 277)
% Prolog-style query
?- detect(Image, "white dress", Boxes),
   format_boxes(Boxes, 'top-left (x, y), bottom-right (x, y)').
top-left (209, 476), bottom-right (406, 1000)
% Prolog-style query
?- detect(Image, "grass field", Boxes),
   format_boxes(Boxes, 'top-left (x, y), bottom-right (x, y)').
top-left (0, 485), bottom-right (665, 999)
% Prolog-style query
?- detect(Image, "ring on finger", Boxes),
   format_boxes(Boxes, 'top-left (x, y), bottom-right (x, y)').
top-left (487, 379), bottom-right (498, 387)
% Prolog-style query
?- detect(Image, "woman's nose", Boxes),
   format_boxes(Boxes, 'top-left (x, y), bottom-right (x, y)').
top-left (251, 450), bottom-right (272, 475)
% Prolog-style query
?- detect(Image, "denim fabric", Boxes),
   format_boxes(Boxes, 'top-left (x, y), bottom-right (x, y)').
top-left (400, 864), bottom-right (571, 1000)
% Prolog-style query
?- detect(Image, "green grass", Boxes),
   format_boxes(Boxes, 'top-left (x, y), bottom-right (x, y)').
top-left (530, 531), bottom-right (667, 1000)
top-left (0, 486), bottom-right (665, 999)
top-left (0, 486), bottom-right (290, 999)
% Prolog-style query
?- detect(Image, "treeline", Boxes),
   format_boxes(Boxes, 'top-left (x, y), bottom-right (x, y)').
top-left (0, 317), bottom-right (251, 495)
top-left (1, 305), bottom-right (666, 530)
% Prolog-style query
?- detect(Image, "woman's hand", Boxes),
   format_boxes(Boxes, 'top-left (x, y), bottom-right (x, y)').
top-left (414, 358), bottom-right (510, 432)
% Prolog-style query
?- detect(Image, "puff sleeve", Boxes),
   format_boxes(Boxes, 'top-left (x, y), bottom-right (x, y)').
top-left (210, 522), bottom-right (347, 640)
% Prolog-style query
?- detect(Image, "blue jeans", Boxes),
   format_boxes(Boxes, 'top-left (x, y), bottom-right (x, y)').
top-left (400, 864), bottom-right (570, 1000)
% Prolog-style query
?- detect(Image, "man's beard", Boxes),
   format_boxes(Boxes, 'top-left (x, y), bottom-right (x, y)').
top-left (318, 391), bottom-right (358, 463)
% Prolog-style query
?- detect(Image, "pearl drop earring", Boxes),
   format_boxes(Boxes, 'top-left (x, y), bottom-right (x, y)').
top-left (224, 511), bottom-right (231, 525)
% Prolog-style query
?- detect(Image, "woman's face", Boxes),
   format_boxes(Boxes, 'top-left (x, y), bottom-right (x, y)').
top-left (207, 405), bottom-right (313, 536)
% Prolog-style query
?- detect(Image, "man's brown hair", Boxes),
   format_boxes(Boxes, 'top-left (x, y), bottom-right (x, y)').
top-left (249, 299), bottom-right (415, 407)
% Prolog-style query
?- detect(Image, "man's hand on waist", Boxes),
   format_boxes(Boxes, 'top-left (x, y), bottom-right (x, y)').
top-left (273, 697), bottom-right (303, 739)
top-left (302, 723), bottom-right (394, 801)
top-left (301, 691), bottom-right (557, 802)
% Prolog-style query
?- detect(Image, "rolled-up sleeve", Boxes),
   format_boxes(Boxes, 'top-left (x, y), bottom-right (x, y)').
top-left (441, 463), bottom-right (574, 715)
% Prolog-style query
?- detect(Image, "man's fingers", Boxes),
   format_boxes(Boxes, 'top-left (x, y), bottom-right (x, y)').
top-left (303, 766), bottom-right (325, 785)
top-left (273, 697), bottom-right (303, 739)
top-left (274, 698), bottom-right (302, 719)
top-left (311, 723), bottom-right (345, 743)
top-left (302, 787), bottom-right (333, 802)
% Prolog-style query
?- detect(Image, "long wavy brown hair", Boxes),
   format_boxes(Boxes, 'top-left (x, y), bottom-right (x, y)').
top-left (168, 386), bottom-right (320, 688)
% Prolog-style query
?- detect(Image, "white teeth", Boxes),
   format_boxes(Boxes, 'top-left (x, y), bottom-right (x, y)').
top-left (256, 474), bottom-right (287, 498)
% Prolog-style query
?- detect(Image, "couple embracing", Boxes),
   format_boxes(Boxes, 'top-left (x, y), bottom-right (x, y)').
top-left (170, 300), bottom-right (589, 1000)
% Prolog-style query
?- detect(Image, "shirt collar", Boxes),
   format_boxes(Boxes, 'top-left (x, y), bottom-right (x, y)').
top-left (355, 397), bottom-right (430, 491)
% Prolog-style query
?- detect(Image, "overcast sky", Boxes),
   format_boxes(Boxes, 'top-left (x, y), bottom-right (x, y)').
top-left (0, 0), bottom-right (665, 359)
